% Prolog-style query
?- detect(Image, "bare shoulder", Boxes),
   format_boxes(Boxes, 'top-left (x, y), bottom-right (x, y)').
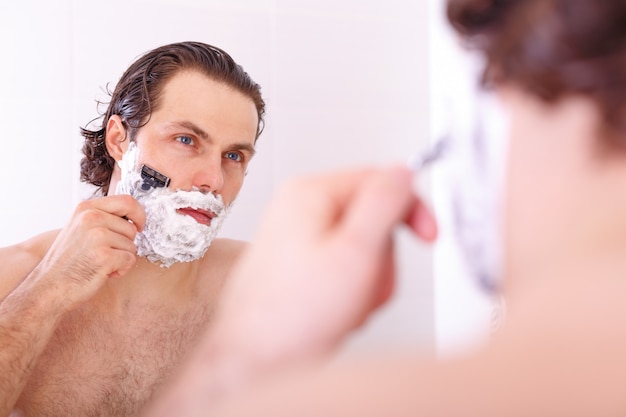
top-left (196, 238), bottom-right (249, 290)
top-left (0, 229), bottom-right (60, 299)
top-left (211, 237), bottom-right (249, 253)
top-left (202, 238), bottom-right (249, 267)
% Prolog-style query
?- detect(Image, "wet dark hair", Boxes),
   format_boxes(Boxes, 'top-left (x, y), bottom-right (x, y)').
top-left (447, 0), bottom-right (626, 134)
top-left (80, 41), bottom-right (266, 196)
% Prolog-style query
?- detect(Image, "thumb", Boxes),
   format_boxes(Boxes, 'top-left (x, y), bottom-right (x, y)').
top-left (337, 166), bottom-right (414, 252)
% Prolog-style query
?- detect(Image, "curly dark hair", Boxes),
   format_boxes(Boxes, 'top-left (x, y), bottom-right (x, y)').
top-left (447, 0), bottom-right (626, 134)
top-left (80, 41), bottom-right (266, 196)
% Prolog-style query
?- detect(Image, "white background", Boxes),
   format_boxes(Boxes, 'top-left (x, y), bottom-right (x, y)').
top-left (0, 0), bottom-right (441, 354)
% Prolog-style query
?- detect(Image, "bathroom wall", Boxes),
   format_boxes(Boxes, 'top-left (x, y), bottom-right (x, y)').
top-left (0, 0), bottom-right (434, 354)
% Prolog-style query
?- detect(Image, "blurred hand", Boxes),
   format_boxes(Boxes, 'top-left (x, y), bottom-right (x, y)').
top-left (210, 165), bottom-right (437, 367)
top-left (143, 165), bottom-right (437, 417)
top-left (33, 194), bottom-right (145, 311)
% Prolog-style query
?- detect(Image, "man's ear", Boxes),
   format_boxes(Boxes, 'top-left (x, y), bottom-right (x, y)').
top-left (105, 115), bottom-right (129, 161)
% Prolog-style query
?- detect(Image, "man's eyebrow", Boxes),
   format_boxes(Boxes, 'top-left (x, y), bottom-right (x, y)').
top-left (170, 120), bottom-right (209, 140)
top-left (229, 143), bottom-right (257, 158)
top-left (168, 120), bottom-right (256, 157)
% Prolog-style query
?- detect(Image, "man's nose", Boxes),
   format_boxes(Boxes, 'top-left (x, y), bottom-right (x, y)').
top-left (192, 159), bottom-right (224, 194)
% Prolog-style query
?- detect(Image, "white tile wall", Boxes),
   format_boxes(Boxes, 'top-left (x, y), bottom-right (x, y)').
top-left (0, 1), bottom-right (433, 352)
top-left (0, 0), bottom-right (74, 242)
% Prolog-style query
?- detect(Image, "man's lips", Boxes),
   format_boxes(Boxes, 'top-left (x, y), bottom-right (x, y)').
top-left (176, 208), bottom-right (215, 226)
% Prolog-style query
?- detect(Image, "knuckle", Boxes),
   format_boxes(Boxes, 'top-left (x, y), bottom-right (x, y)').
top-left (90, 246), bottom-right (112, 265)
top-left (79, 208), bottom-right (105, 226)
top-left (117, 194), bottom-right (135, 205)
top-left (118, 194), bottom-right (139, 210)
top-left (115, 252), bottom-right (137, 277)
top-left (87, 226), bottom-right (109, 243)
top-left (125, 251), bottom-right (137, 266)
top-left (75, 199), bottom-right (95, 213)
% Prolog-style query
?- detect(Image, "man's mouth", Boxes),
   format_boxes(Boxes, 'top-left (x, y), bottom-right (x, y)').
top-left (176, 208), bottom-right (215, 226)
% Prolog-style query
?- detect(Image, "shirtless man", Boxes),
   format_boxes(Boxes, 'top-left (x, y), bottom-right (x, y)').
top-left (0, 41), bottom-right (265, 417)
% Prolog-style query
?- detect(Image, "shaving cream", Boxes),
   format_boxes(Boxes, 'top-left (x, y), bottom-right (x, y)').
top-left (115, 142), bottom-right (230, 267)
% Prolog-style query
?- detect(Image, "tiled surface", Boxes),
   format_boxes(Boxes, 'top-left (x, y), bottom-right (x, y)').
top-left (0, 98), bottom-right (75, 239)
top-left (0, 1), bottom-right (74, 241)
top-left (275, 1), bottom-right (420, 18)
top-left (1, 0), bottom-right (434, 352)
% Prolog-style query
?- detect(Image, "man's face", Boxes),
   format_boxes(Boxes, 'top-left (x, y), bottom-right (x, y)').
top-left (108, 70), bottom-right (259, 266)
top-left (129, 70), bottom-right (258, 209)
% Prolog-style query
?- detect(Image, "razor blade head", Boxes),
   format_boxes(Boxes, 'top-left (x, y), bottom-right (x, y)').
top-left (140, 165), bottom-right (171, 191)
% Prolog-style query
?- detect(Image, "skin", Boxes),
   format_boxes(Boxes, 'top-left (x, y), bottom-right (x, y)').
top-left (145, 86), bottom-right (626, 417)
top-left (0, 69), bottom-right (259, 417)
top-left (107, 70), bottom-right (257, 207)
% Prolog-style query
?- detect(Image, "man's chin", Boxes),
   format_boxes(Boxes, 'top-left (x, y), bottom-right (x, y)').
top-left (138, 242), bottom-right (214, 268)
top-left (136, 217), bottom-right (226, 268)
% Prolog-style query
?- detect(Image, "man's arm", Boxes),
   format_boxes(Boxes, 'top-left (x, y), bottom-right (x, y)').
top-left (0, 195), bottom-right (145, 416)
top-left (145, 165), bottom-right (626, 417)
top-left (198, 271), bottom-right (626, 417)
top-left (0, 252), bottom-right (71, 416)
top-left (142, 165), bottom-right (439, 416)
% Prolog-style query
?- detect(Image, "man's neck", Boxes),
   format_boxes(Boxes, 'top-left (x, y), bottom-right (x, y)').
top-left (96, 257), bottom-right (201, 313)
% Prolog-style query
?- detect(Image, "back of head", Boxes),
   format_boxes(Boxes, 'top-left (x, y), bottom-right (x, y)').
top-left (80, 41), bottom-right (265, 196)
top-left (447, 0), bottom-right (626, 135)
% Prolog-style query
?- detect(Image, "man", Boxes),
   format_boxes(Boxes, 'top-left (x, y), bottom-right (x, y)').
top-left (144, 0), bottom-right (626, 415)
top-left (0, 41), bottom-right (265, 417)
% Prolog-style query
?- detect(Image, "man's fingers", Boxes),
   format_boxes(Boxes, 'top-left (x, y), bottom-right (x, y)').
top-left (337, 166), bottom-right (414, 250)
top-left (105, 229), bottom-right (138, 253)
top-left (79, 195), bottom-right (146, 232)
top-left (107, 248), bottom-right (137, 278)
top-left (263, 168), bottom-right (377, 238)
top-left (405, 196), bottom-right (438, 242)
top-left (104, 213), bottom-right (142, 243)
top-left (109, 195), bottom-right (146, 232)
top-left (265, 165), bottom-right (437, 246)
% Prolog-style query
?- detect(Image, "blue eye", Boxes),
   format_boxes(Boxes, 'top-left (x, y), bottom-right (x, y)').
top-left (225, 151), bottom-right (242, 162)
top-left (176, 136), bottom-right (194, 145)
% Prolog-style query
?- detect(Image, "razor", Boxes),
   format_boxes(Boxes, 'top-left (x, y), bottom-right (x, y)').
top-left (140, 165), bottom-right (171, 191)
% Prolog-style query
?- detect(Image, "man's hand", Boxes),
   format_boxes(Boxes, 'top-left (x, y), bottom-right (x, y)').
top-left (33, 194), bottom-right (146, 311)
top-left (0, 195), bottom-right (145, 416)
top-left (143, 165), bottom-right (437, 417)
top-left (213, 165), bottom-right (436, 362)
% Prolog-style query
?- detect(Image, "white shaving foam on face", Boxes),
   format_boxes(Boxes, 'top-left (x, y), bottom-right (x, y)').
top-left (115, 142), bottom-right (230, 268)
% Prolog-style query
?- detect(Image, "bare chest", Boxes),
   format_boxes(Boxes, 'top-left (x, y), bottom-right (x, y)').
top-left (14, 305), bottom-right (210, 417)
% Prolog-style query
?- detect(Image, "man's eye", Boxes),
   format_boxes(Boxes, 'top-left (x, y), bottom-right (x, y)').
top-left (225, 151), bottom-right (242, 162)
top-left (176, 136), bottom-right (194, 145)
